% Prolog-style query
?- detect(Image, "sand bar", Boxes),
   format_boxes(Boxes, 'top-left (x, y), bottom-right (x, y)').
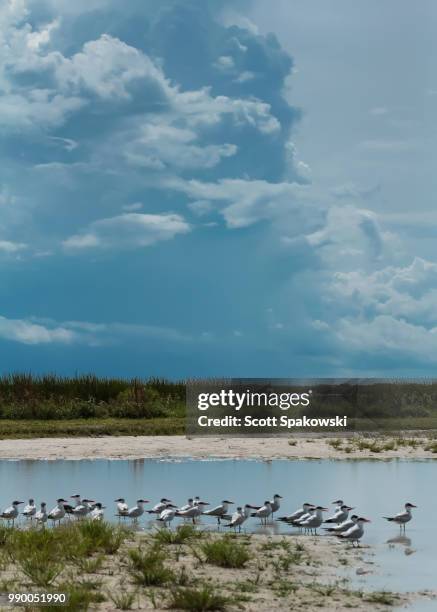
top-left (0, 435), bottom-right (435, 460)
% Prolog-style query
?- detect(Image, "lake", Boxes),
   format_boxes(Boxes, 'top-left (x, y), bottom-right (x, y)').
top-left (0, 458), bottom-right (435, 597)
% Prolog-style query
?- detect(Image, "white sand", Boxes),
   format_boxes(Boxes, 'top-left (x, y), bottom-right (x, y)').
top-left (0, 435), bottom-right (435, 460)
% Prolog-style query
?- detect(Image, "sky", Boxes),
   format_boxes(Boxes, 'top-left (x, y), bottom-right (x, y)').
top-left (1, 0), bottom-right (436, 378)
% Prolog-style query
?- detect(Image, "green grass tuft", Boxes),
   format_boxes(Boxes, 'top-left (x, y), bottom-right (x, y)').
top-left (168, 584), bottom-right (230, 611)
top-left (200, 536), bottom-right (250, 569)
top-left (128, 546), bottom-right (174, 586)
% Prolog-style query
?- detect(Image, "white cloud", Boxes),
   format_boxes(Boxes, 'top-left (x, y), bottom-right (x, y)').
top-left (187, 200), bottom-right (214, 216)
top-left (0, 315), bottom-right (76, 344)
top-left (214, 55), bottom-right (235, 70)
top-left (0, 240), bottom-right (27, 253)
top-left (234, 71), bottom-right (255, 83)
top-left (304, 205), bottom-right (388, 267)
top-left (63, 212), bottom-right (190, 251)
top-left (0, 313), bottom-right (191, 346)
top-left (123, 122), bottom-right (237, 171)
top-left (55, 34), bottom-right (170, 100)
top-left (167, 177), bottom-right (310, 228)
top-left (333, 257), bottom-right (437, 325)
top-left (48, 136), bottom-right (79, 151)
top-left (336, 315), bottom-right (437, 362)
top-left (0, 91), bottom-right (84, 130)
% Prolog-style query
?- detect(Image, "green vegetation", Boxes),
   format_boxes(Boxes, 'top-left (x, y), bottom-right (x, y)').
top-left (0, 417), bottom-right (185, 438)
top-left (152, 524), bottom-right (202, 545)
top-left (108, 588), bottom-right (137, 610)
top-left (168, 585), bottom-right (230, 611)
top-left (0, 523), bottom-right (411, 611)
top-left (0, 374), bottom-right (184, 420)
top-left (0, 374), bottom-right (437, 439)
top-left (127, 546), bottom-right (175, 586)
top-left (364, 590), bottom-right (400, 605)
top-left (200, 536), bottom-right (250, 568)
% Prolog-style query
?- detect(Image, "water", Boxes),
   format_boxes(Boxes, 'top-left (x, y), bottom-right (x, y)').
top-left (0, 458), bottom-right (435, 596)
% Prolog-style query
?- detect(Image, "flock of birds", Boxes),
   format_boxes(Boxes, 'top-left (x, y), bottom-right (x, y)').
top-left (0, 495), bottom-right (417, 546)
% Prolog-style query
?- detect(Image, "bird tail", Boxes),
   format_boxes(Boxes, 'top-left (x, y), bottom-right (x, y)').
top-left (383, 517), bottom-right (394, 521)
top-left (250, 512), bottom-right (257, 517)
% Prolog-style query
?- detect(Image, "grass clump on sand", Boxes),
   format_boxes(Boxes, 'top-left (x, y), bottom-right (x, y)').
top-left (8, 529), bottom-right (63, 587)
top-left (108, 587), bottom-right (137, 610)
top-left (128, 546), bottom-right (175, 586)
top-left (200, 536), bottom-right (250, 569)
top-left (168, 584), bottom-right (230, 611)
top-left (55, 579), bottom-right (105, 612)
top-left (153, 524), bottom-right (202, 545)
top-left (363, 590), bottom-right (400, 605)
top-left (73, 519), bottom-right (130, 554)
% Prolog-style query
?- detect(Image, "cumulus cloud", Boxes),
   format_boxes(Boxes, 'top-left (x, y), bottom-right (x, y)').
top-left (167, 177), bottom-right (311, 228)
top-left (63, 212), bottom-right (190, 251)
top-left (332, 257), bottom-right (437, 325)
top-left (304, 205), bottom-right (389, 269)
top-left (123, 122), bottom-right (237, 171)
top-left (336, 315), bottom-right (437, 363)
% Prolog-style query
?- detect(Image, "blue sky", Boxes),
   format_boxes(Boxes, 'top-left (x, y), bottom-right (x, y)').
top-left (1, 0), bottom-right (436, 378)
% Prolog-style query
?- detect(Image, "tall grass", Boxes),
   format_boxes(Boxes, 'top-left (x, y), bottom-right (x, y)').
top-left (0, 374), bottom-right (185, 421)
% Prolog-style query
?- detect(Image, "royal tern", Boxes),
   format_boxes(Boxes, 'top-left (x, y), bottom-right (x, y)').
top-left (115, 498), bottom-right (129, 517)
top-left (324, 504), bottom-right (354, 524)
top-left (35, 502), bottom-right (48, 526)
top-left (337, 517), bottom-right (371, 546)
top-left (383, 503), bottom-right (417, 531)
top-left (48, 499), bottom-right (67, 525)
top-left (202, 500), bottom-right (234, 525)
top-left (147, 498), bottom-right (173, 515)
top-left (269, 494), bottom-right (283, 518)
top-left (90, 502), bottom-right (106, 521)
top-left (277, 502), bottom-right (314, 523)
top-left (72, 498), bottom-right (95, 519)
top-left (176, 501), bottom-right (209, 524)
top-left (179, 498), bottom-right (194, 512)
top-left (1, 501), bottom-right (24, 526)
top-left (22, 498), bottom-right (36, 521)
top-left (223, 504), bottom-right (251, 532)
top-left (64, 494), bottom-right (82, 517)
top-left (126, 499), bottom-right (149, 522)
top-left (289, 505), bottom-right (316, 529)
top-left (157, 504), bottom-right (178, 527)
top-left (250, 501), bottom-right (272, 525)
top-left (324, 514), bottom-right (359, 534)
top-left (299, 506), bottom-right (328, 534)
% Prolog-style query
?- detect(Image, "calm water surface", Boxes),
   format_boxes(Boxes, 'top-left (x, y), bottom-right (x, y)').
top-left (0, 458), bottom-right (435, 598)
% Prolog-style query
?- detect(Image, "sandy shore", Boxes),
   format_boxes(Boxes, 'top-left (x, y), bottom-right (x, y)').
top-left (0, 435), bottom-right (435, 460)
top-left (1, 526), bottom-right (433, 611)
